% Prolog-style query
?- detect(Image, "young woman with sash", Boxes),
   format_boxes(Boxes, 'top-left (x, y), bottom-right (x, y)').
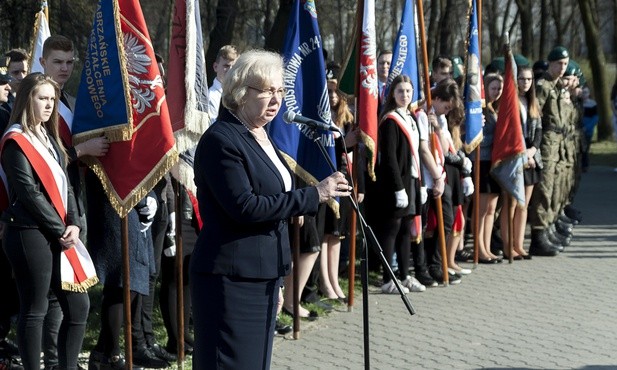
top-left (368, 74), bottom-right (426, 294)
top-left (0, 73), bottom-right (96, 370)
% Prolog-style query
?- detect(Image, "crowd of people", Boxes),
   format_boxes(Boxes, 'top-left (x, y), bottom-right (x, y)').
top-left (0, 30), bottom-right (614, 370)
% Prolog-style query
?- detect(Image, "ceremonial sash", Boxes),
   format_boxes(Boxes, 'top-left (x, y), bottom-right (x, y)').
top-left (384, 112), bottom-right (421, 181)
top-left (58, 100), bottom-right (73, 147)
top-left (0, 126), bottom-right (98, 292)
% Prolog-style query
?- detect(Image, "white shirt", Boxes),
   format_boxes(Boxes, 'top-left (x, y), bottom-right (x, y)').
top-left (208, 78), bottom-right (223, 121)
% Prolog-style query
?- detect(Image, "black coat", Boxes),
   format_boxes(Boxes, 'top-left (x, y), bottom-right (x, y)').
top-left (1, 135), bottom-right (80, 238)
top-left (191, 109), bottom-right (319, 279)
top-left (367, 114), bottom-right (420, 219)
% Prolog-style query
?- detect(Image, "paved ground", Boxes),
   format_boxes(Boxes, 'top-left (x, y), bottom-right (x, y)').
top-left (271, 165), bottom-right (617, 370)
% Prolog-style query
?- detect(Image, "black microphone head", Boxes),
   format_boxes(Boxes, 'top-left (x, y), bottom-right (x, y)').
top-left (282, 110), bottom-right (296, 124)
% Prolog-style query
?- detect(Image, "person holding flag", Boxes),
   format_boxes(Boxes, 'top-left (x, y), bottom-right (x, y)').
top-left (191, 49), bottom-right (350, 369)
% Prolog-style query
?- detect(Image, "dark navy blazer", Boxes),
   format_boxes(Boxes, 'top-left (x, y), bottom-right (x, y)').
top-left (192, 109), bottom-right (319, 279)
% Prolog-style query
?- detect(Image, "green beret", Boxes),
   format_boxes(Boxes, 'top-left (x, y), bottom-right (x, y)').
top-left (547, 46), bottom-right (569, 62)
top-left (563, 64), bottom-right (576, 77)
top-left (514, 54), bottom-right (530, 67)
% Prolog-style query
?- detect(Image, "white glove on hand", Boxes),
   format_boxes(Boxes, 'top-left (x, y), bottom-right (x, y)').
top-left (139, 221), bottom-right (152, 233)
top-left (163, 245), bottom-right (177, 257)
top-left (168, 212), bottom-right (176, 237)
top-left (420, 186), bottom-right (428, 205)
top-left (462, 177), bottom-right (475, 197)
top-left (139, 196), bottom-right (158, 221)
top-left (394, 189), bottom-right (409, 208)
top-left (462, 157), bottom-right (472, 173)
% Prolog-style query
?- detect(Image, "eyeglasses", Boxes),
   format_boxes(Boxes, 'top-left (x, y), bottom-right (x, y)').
top-left (518, 77), bottom-right (533, 81)
top-left (247, 85), bottom-right (286, 99)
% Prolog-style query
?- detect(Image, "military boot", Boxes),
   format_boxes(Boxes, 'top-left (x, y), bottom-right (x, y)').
top-left (555, 218), bottom-right (574, 235)
top-left (529, 229), bottom-right (560, 256)
top-left (548, 224), bottom-right (569, 249)
top-left (558, 212), bottom-right (579, 226)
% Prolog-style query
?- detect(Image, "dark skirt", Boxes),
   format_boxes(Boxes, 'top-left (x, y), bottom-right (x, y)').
top-left (191, 273), bottom-right (281, 370)
top-left (476, 160), bottom-right (502, 194)
top-left (523, 166), bottom-right (542, 186)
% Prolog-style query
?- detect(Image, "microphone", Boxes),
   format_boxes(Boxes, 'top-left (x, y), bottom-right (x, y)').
top-left (282, 111), bottom-right (340, 132)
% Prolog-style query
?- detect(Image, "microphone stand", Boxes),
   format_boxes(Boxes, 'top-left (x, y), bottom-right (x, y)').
top-left (309, 128), bottom-right (416, 370)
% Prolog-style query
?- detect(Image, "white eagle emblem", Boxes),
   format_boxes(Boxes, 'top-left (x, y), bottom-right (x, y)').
top-left (123, 33), bottom-right (163, 114)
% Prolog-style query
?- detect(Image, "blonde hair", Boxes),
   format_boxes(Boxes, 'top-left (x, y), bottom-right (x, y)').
top-left (221, 49), bottom-right (284, 112)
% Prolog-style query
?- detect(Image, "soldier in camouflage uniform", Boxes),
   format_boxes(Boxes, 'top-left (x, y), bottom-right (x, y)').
top-left (528, 46), bottom-right (572, 256)
top-left (544, 63), bottom-right (582, 248)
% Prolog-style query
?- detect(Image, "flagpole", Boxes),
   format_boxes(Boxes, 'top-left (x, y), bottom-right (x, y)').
top-left (473, 0), bottom-right (482, 267)
top-left (173, 180), bottom-right (185, 366)
top-left (121, 217), bottom-right (133, 369)
top-left (348, 155), bottom-right (357, 311)
top-left (416, 0), bottom-right (449, 286)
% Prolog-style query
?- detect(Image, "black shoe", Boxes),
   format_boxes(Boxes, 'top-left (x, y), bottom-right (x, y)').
top-left (132, 346), bottom-right (169, 369)
top-left (88, 351), bottom-right (126, 370)
top-left (555, 219), bottom-right (573, 235)
top-left (314, 299), bottom-right (334, 312)
top-left (149, 343), bottom-right (177, 362)
top-left (282, 307), bottom-right (318, 321)
top-left (415, 270), bottom-right (438, 287)
top-left (549, 225), bottom-right (570, 248)
top-left (529, 230), bottom-right (560, 256)
top-left (429, 267), bottom-right (461, 285)
top-left (275, 319), bottom-right (292, 335)
top-left (455, 248), bottom-right (473, 262)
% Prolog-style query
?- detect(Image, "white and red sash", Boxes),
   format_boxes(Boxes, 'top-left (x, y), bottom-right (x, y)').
top-left (384, 111), bottom-right (421, 181)
top-left (0, 125), bottom-right (97, 292)
top-left (58, 100), bottom-right (73, 147)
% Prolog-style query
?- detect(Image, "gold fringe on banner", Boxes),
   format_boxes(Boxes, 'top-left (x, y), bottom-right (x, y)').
top-left (280, 151), bottom-right (340, 218)
top-left (359, 131), bottom-right (376, 181)
top-left (82, 148), bottom-right (179, 218)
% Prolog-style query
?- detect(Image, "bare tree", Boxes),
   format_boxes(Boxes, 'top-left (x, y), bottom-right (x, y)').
top-left (515, 0), bottom-right (534, 58)
top-left (205, 0), bottom-right (239, 85)
top-left (578, 0), bottom-right (613, 140)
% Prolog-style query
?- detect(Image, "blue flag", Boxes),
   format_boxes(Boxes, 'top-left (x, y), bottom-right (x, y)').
top-left (386, 0), bottom-right (421, 106)
top-left (463, 0), bottom-right (484, 153)
top-left (269, 0), bottom-right (336, 187)
top-left (73, 0), bottom-right (133, 143)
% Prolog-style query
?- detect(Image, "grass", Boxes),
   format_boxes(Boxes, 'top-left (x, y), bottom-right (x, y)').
top-left (589, 138), bottom-right (617, 167)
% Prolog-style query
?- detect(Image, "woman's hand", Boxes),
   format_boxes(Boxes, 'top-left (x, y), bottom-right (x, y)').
top-left (59, 225), bottom-right (80, 250)
top-left (315, 171), bottom-right (351, 203)
top-left (75, 136), bottom-right (110, 157)
top-left (343, 129), bottom-right (360, 147)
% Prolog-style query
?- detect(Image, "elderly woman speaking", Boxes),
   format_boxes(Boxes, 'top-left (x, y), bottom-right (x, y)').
top-left (191, 49), bottom-right (350, 369)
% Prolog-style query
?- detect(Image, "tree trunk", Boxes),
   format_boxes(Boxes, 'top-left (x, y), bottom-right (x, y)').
top-left (427, 0), bottom-right (440, 61)
top-left (539, 0), bottom-right (549, 58)
top-left (438, 0), bottom-right (454, 56)
top-left (515, 0), bottom-right (534, 58)
top-left (263, 0), bottom-right (293, 53)
top-left (205, 0), bottom-right (239, 85)
top-left (577, 0), bottom-right (613, 140)
top-left (551, 0), bottom-right (564, 45)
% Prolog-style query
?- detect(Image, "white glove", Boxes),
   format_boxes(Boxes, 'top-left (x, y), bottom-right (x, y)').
top-left (462, 157), bottom-right (472, 173)
top-left (163, 245), bottom-right (177, 257)
top-left (420, 186), bottom-right (428, 205)
top-left (394, 189), bottom-right (409, 208)
top-left (462, 177), bottom-right (475, 197)
top-left (168, 212), bottom-right (176, 237)
top-left (139, 221), bottom-right (152, 233)
top-left (139, 196), bottom-right (158, 221)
